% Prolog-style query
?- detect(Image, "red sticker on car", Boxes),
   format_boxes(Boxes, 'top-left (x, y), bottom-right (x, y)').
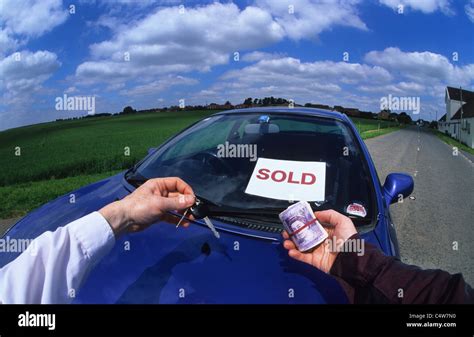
top-left (346, 203), bottom-right (367, 217)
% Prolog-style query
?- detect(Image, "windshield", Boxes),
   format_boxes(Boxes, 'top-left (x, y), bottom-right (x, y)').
top-left (127, 113), bottom-right (376, 226)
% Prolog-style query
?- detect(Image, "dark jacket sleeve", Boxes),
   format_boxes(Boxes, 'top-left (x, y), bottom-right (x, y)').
top-left (329, 234), bottom-right (474, 304)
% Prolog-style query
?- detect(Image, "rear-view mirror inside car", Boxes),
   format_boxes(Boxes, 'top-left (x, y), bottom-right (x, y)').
top-left (244, 123), bottom-right (280, 134)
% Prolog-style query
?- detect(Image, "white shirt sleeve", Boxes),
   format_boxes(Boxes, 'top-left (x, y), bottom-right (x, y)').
top-left (0, 212), bottom-right (115, 304)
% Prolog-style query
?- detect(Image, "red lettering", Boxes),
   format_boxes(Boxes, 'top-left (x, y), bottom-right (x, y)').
top-left (287, 171), bottom-right (299, 184)
top-left (271, 170), bottom-right (286, 182)
top-left (256, 168), bottom-right (270, 180)
top-left (301, 173), bottom-right (316, 185)
top-left (255, 168), bottom-right (317, 185)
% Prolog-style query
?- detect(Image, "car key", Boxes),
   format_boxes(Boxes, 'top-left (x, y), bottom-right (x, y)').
top-left (202, 216), bottom-right (220, 239)
top-left (189, 198), bottom-right (220, 239)
top-left (175, 207), bottom-right (190, 228)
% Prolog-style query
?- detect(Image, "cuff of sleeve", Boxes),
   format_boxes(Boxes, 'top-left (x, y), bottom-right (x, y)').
top-left (68, 212), bottom-right (116, 265)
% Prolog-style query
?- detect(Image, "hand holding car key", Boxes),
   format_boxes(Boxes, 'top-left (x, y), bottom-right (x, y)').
top-left (176, 197), bottom-right (220, 238)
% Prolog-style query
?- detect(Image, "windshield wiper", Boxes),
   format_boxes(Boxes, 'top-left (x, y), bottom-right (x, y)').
top-left (124, 179), bottom-right (368, 225)
top-left (125, 169), bottom-right (148, 186)
top-left (183, 195), bottom-right (280, 222)
top-left (207, 206), bottom-right (282, 217)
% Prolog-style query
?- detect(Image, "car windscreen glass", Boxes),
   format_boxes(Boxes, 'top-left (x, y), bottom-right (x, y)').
top-left (129, 113), bottom-right (376, 226)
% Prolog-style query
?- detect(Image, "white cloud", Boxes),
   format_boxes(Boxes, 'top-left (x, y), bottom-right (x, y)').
top-left (0, 28), bottom-right (19, 54)
top-left (379, 0), bottom-right (454, 15)
top-left (75, 2), bottom-right (284, 82)
top-left (192, 55), bottom-right (394, 111)
top-left (64, 86), bottom-right (77, 93)
top-left (75, 1), bottom-right (373, 84)
top-left (364, 47), bottom-right (474, 86)
top-left (120, 75), bottom-right (198, 96)
top-left (0, 0), bottom-right (66, 130)
top-left (0, 50), bottom-right (60, 104)
top-left (358, 81), bottom-right (426, 94)
top-left (0, 0), bottom-right (68, 53)
top-left (221, 57), bottom-right (392, 85)
top-left (242, 51), bottom-right (287, 62)
top-left (465, 0), bottom-right (474, 22)
top-left (255, 0), bottom-right (367, 40)
top-left (193, 49), bottom-right (473, 119)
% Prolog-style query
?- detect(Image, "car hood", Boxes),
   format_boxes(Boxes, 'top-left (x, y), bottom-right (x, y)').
top-left (0, 172), bottom-right (376, 304)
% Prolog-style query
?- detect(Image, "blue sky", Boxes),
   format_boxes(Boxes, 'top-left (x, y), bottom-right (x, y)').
top-left (1, 0), bottom-right (474, 130)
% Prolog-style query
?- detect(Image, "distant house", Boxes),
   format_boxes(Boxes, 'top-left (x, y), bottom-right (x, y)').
top-left (389, 112), bottom-right (399, 121)
top-left (304, 103), bottom-right (332, 110)
top-left (207, 102), bottom-right (234, 110)
top-left (207, 103), bottom-right (219, 110)
top-left (343, 108), bottom-right (360, 117)
top-left (438, 113), bottom-right (448, 125)
top-left (438, 87), bottom-right (474, 148)
top-left (234, 104), bottom-right (250, 109)
top-left (378, 110), bottom-right (390, 120)
top-left (333, 105), bottom-right (361, 117)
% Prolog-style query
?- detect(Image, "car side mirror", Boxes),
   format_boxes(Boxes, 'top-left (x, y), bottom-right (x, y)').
top-left (382, 173), bottom-right (414, 205)
top-left (147, 147), bottom-right (157, 155)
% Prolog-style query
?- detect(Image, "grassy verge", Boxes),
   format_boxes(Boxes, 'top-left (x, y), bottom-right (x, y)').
top-left (360, 126), bottom-right (402, 140)
top-left (351, 118), bottom-right (398, 133)
top-left (0, 170), bottom-right (122, 219)
top-left (433, 131), bottom-right (474, 155)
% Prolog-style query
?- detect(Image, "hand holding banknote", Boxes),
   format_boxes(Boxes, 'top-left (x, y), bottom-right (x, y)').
top-left (282, 209), bottom-right (357, 273)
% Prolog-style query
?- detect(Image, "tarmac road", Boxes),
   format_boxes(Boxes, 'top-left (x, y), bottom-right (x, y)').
top-left (365, 126), bottom-right (474, 285)
top-left (0, 218), bottom-right (19, 237)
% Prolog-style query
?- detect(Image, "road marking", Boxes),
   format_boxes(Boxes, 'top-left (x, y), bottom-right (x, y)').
top-left (459, 152), bottom-right (474, 166)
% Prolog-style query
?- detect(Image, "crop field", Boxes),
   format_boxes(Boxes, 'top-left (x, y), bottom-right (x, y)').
top-left (352, 117), bottom-right (399, 135)
top-left (0, 110), bottom-right (399, 218)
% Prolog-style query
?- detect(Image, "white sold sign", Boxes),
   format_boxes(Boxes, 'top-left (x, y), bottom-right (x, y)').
top-left (245, 158), bottom-right (326, 201)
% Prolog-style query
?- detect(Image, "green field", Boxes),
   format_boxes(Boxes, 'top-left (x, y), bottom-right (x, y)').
top-left (0, 110), bottom-right (213, 187)
top-left (352, 117), bottom-right (399, 134)
top-left (0, 111), bottom-right (399, 218)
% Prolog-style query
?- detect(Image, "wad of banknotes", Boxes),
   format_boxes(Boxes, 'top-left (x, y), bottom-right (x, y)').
top-left (279, 201), bottom-right (328, 252)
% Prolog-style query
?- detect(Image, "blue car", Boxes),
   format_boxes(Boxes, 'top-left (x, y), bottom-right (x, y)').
top-left (0, 107), bottom-right (414, 304)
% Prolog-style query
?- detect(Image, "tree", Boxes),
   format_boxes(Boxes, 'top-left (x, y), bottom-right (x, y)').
top-left (397, 112), bottom-right (412, 124)
top-left (389, 112), bottom-right (399, 121)
top-left (122, 106), bottom-right (136, 114)
top-left (429, 121), bottom-right (438, 129)
top-left (243, 97), bottom-right (253, 105)
top-left (224, 101), bottom-right (232, 106)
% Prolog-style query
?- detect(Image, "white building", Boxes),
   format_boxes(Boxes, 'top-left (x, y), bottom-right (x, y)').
top-left (438, 87), bottom-right (474, 148)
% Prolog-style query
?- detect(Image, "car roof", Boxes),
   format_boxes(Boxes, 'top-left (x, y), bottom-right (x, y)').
top-left (212, 107), bottom-right (348, 121)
